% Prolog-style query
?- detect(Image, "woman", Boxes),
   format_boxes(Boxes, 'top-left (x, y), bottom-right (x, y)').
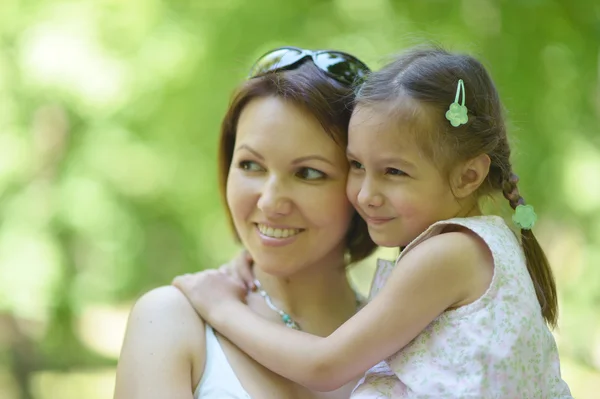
top-left (114, 47), bottom-right (377, 399)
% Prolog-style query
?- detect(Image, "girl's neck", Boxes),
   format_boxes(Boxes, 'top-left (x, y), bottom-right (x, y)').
top-left (252, 255), bottom-right (358, 336)
top-left (456, 199), bottom-right (483, 218)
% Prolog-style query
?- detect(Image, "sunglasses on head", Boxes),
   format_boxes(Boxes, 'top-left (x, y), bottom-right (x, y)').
top-left (248, 46), bottom-right (371, 86)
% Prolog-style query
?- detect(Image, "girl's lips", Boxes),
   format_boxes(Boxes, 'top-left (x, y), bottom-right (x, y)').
top-left (366, 217), bottom-right (395, 225)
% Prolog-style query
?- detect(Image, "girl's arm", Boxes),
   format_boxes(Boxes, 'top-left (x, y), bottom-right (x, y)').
top-left (114, 286), bottom-right (204, 399)
top-left (180, 232), bottom-right (488, 392)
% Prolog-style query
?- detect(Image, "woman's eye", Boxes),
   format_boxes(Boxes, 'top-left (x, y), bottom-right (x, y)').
top-left (238, 160), bottom-right (263, 172)
top-left (386, 168), bottom-right (407, 176)
top-left (349, 160), bottom-right (364, 170)
top-left (297, 167), bottom-right (326, 180)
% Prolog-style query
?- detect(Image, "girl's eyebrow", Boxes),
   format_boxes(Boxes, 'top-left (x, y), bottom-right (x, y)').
top-left (346, 150), bottom-right (415, 169)
top-left (377, 156), bottom-right (415, 169)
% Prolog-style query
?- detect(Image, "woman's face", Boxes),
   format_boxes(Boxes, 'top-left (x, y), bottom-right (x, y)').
top-left (227, 96), bottom-right (353, 276)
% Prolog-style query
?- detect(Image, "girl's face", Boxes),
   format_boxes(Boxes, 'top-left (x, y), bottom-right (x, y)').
top-left (227, 96), bottom-right (354, 276)
top-left (346, 103), bottom-right (462, 248)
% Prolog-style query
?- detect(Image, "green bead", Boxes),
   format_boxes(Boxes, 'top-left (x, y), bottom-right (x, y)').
top-left (513, 204), bottom-right (537, 230)
top-left (282, 314), bottom-right (291, 322)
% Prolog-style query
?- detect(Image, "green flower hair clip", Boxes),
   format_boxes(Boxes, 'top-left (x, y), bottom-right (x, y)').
top-left (512, 204), bottom-right (537, 230)
top-left (445, 79), bottom-right (468, 127)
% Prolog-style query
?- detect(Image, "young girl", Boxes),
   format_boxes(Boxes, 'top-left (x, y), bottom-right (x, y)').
top-left (174, 48), bottom-right (573, 398)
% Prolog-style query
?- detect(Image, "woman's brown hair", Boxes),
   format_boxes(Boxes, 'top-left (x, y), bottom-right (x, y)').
top-left (357, 47), bottom-right (558, 327)
top-left (218, 61), bottom-right (376, 263)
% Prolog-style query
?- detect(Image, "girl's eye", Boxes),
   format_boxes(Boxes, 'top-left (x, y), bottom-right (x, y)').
top-left (386, 168), bottom-right (408, 176)
top-left (297, 167), bottom-right (326, 181)
top-left (349, 160), bottom-right (364, 170)
top-left (238, 160), bottom-right (264, 172)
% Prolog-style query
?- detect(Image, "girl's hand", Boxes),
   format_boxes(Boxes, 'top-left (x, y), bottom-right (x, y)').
top-left (172, 269), bottom-right (247, 323)
top-left (219, 250), bottom-right (256, 291)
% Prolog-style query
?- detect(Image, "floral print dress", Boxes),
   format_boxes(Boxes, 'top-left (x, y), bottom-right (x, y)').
top-left (351, 216), bottom-right (572, 398)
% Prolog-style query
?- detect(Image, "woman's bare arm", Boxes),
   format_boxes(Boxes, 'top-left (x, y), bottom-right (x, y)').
top-left (114, 286), bottom-right (205, 399)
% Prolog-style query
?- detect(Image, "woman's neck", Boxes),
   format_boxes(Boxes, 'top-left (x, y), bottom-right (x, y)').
top-left (251, 256), bottom-right (358, 336)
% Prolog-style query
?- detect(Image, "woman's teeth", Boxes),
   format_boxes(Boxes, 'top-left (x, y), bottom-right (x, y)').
top-left (257, 224), bottom-right (301, 238)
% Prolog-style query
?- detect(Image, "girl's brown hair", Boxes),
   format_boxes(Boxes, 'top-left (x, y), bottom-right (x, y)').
top-left (218, 61), bottom-right (376, 263)
top-left (357, 47), bottom-right (558, 327)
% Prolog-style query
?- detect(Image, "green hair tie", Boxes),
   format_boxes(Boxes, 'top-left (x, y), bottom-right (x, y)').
top-left (445, 79), bottom-right (468, 127)
top-left (512, 204), bottom-right (537, 230)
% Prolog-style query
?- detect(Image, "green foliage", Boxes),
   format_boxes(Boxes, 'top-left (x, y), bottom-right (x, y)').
top-left (0, 0), bottom-right (598, 397)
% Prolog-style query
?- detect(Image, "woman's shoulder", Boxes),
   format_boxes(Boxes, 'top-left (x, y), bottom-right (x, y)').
top-left (130, 285), bottom-right (206, 346)
top-left (115, 286), bottom-right (207, 397)
top-left (127, 286), bottom-right (206, 370)
top-left (135, 285), bottom-right (204, 316)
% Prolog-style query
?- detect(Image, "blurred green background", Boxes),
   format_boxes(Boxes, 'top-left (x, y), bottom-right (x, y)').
top-left (0, 0), bottom-right (599, 397)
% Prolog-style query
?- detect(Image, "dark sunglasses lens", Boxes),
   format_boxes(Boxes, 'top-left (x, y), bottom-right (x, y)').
top-left (249, 48), bottom-right (304, 77)
top-left (313, 52), bottom-right (370, 85)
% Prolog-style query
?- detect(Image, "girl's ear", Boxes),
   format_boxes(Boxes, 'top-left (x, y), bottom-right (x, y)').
top-left (450, 153), bottom-right (491, 198)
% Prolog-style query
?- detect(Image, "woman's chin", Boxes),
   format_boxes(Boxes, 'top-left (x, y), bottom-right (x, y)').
top-left (253, 263), bottom-right (297, 278)
top-left (251, 254), bottom-right (308, 278)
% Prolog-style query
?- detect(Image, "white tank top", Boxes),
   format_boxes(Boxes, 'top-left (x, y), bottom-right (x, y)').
top-left (194, 325), bottom-right (252, 398)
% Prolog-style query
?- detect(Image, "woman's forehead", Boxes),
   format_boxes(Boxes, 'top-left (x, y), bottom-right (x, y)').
top-left (236, 97), bottom-right (346, 158)
top-left (236, 97), bottom-right (335, 146)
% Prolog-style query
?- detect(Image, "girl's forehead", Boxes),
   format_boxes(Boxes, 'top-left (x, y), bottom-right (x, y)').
top-left (354, 94), bottom-right (434, 120)
top-left (349, 99), bottom-right (445, 167)
top-left (350, 99), bottom-right (436, 140)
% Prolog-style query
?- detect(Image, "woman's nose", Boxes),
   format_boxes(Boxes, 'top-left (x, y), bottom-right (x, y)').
top-left (256, 176), bottom-right (292, 217)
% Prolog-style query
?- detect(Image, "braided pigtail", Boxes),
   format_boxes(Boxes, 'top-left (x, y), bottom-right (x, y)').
top-left (502, 173), bottom-right (558, 328)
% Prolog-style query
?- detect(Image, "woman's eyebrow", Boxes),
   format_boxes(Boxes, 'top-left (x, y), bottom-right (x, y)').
top-left (292, 155), bottom-right (334, 166)
top-left (235, 144), bottom-right (264, 160)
